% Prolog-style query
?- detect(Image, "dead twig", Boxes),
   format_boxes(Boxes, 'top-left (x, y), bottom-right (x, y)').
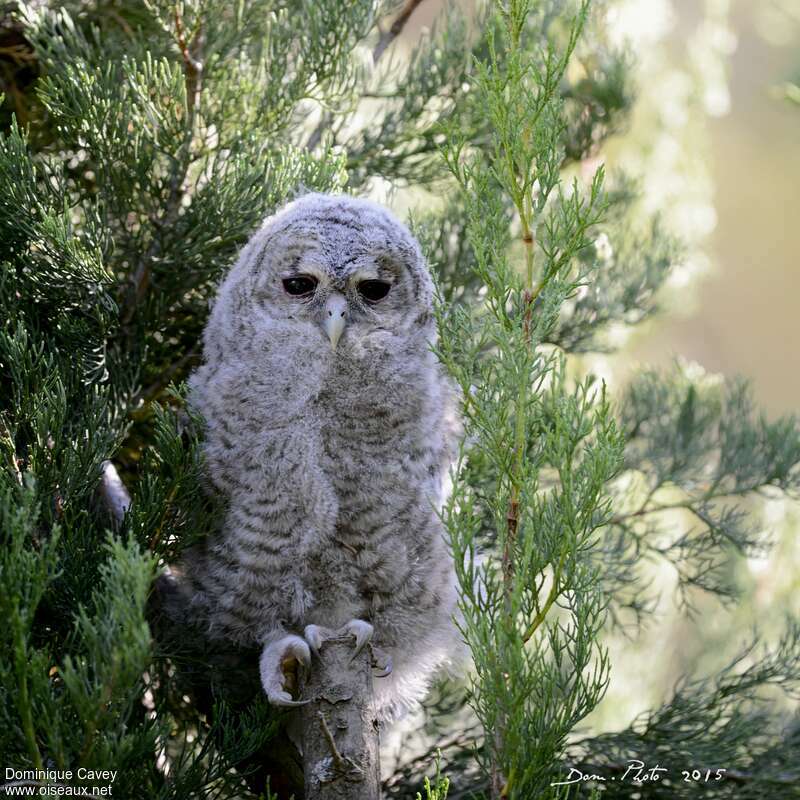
top-left (372, 0), bottom-right (426, 64)
top-left (304, 0), bottom-right (427, 151)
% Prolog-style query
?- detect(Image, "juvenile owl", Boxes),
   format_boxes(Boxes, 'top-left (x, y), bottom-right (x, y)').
top-left (183, 192), bottom-right (461, 720)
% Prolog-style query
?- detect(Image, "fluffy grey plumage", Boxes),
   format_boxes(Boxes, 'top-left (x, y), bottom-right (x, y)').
top-left (183, 192), bottom-right (461, 720)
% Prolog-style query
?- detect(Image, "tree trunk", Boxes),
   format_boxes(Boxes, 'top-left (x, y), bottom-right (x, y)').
top-left (300, 635), bottom-right (381, 800)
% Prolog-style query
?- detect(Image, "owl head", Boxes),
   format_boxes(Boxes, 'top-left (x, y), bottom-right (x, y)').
top-left (212, 193), bottom-right (435, 358)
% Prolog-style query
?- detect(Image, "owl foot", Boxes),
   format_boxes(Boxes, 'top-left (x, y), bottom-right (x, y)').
top-left (369, 644), bottom-right (393, 678)
top-left (304, 623), bottom-right (336, 654)
top-left (340, 618), bottom-right (373, 660)
top-left (259, 635), bottom-right (311, 707)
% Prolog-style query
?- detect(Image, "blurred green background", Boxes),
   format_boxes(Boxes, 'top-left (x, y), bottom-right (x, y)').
top-left (628, 0), bottom-right (800, 418)
top-left (585, 0), bottom-right (800, 733)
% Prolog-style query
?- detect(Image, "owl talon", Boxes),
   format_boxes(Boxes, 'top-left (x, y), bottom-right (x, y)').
top-left (269, 692), bottom-right (311, 708)
top-left (370, 645), bottom-right (393, 678)
top-left (340, 618), bottom-right (374, 660)
top-left (259, 634), bottom-right (311, 707)
top-left (304, 623), bottom-right (335, 654)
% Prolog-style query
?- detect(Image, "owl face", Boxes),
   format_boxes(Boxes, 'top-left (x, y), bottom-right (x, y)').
top-left (237, 194), bottom-right (433, 354)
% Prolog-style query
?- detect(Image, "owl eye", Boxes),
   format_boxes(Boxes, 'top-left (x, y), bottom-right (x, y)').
top-left (357, 280), bottom-right (391, 303)
top-left (282, 275), bottom-right (318, 297)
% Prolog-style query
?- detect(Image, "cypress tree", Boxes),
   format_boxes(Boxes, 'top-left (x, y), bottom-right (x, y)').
top-left (1, 1), bottom-right (798, 798)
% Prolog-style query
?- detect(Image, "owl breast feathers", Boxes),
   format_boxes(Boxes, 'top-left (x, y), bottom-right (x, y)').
top-left (183, 192), bottom-right (461, 720)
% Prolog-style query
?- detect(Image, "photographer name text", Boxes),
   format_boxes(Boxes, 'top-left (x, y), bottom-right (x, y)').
top-left (3, 768), bottom-right (116, 797)
top-left (551, 760), bottom-right (727, 787)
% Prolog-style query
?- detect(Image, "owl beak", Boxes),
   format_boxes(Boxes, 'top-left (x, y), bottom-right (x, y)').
top-left (323, 293), bottom-right (347, 350)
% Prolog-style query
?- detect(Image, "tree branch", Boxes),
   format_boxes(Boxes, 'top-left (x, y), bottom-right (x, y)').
top-left (300, 635), bottom-right (381, 800)
top-left (120, 6), bottom-right (204, 332)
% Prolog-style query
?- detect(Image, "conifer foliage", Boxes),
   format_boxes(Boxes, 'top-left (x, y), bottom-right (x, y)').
top-left (1, 1), bottom-right (799, 799)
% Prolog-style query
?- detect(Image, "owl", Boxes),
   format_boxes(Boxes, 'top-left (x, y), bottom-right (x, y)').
top-left (182, 192), bottom-right (461, 720)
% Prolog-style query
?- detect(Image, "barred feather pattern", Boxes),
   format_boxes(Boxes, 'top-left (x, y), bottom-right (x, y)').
top-left (182, 193), bottom-right (462, 719)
